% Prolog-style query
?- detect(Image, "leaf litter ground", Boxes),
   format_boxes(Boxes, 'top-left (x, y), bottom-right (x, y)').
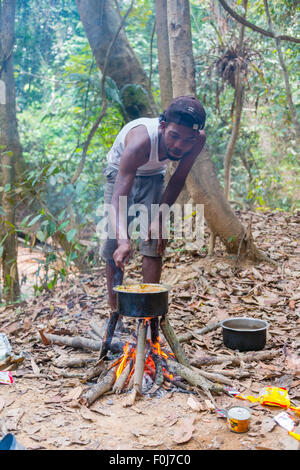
top-left (0, 209), bottom-right (299, 450)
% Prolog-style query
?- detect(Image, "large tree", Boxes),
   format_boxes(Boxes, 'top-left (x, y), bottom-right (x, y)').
top-left (164, 0), bottom-right (266, 261)
top-left (75, 0), bottom-right (158, 121)
top-left (0, 0), bottom-right (21, 301)
top-left (75, 0), bottom-right (270, 263)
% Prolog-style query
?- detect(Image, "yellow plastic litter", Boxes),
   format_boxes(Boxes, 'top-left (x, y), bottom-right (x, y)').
top-left (236, 386), bottom-right (300, 415)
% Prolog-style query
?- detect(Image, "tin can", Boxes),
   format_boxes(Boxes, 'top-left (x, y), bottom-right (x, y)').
top-left (227, 406), bottom-right (251, 433)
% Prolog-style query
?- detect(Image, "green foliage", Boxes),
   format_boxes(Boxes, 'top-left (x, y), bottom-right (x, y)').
top-left (190, 0), bottom-right (299, 211)
top-left (3, 0), bottom-right (298, 299)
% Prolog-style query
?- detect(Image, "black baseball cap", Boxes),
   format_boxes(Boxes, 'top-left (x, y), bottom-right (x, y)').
top-left (163, 96), bottom-right (206, 131)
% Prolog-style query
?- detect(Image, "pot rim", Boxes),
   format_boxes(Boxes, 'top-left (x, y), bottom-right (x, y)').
top-left (113, 283), bottom-right (171, 294)
top-left (220, 317), bottom-right (270, 332)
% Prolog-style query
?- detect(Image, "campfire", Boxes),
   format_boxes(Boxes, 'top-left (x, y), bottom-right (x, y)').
top-left (79, 314), bottom-right (189, 407)
top-left (79, 284), bottom-right (201, 407)
top-left (112, 333), bottom-right (175, 393)
top-left (40, 283), bottom-right (230, 408)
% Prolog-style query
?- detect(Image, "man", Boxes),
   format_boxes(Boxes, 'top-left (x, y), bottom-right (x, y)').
top-left (98, 96), bottom-right (206, 355)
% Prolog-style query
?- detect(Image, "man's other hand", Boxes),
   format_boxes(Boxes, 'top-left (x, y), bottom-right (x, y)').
top-left (113, 240), bottom-right (132, 270)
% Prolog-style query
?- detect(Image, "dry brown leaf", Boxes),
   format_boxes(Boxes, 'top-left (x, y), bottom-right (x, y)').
top-left (285, 351), bottom-right (300, 376)
top-left (187, 396), bottom-right (203, 412)
top-left (30, 357), bottom-right (40, 375)
top-left (79, 406), bottom-right (97, 422)
top-left (173, 417), bottom-right (195, 444)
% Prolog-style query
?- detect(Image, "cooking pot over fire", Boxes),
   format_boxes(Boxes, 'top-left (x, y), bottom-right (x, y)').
top-left (113, 283), bottom-right (170, 318)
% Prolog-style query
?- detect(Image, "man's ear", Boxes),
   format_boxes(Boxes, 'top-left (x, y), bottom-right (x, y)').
top-left (160, 121), bottom-right (167, 133)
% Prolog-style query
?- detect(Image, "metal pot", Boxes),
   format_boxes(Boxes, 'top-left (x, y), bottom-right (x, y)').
top-left (113, 283), bottom-right (170, 318)
top-left (220, 317), bottom-right (269, 351)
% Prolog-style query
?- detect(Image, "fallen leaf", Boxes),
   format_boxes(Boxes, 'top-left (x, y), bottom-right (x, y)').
top-left (187, 396), bottom-right (203, 412)
top-left (64, 385), bottom-right (83, 401)
top-left (30, 357), bottom-right (40, 375)
top-left (261, 417), bottom-right (276, 433)
top-left (79, 406), bottom-right (97, 422)
top-left (173, 417), bottom-right (195, 444)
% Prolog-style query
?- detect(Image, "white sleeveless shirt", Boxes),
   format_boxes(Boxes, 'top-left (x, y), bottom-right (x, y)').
top-left (107, 118), bottom-right (167, 176)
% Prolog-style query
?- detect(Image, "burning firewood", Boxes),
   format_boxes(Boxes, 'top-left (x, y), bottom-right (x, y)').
top-left (113, 357), bottom-right (134, 394)
top-left (80, 364), bottom-right (119, 407)
top-left (132, 320), bottom-right (148, 397)
top-left (152, 352), bottom-right (163, 386)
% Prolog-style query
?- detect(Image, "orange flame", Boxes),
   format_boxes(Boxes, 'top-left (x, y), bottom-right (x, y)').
top-left (116, 342), bottom-right (130, 380)
top-left (113, 335), bottom-right (175, 385)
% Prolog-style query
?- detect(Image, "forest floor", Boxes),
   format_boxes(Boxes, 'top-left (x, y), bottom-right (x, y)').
top-left (0, 209), bottom-right (299, 452)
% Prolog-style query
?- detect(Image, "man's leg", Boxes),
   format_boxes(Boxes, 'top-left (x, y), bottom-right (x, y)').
top-left (142, 255), bottom-right (162, 284)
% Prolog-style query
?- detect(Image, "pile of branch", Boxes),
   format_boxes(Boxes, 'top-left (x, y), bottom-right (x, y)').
top-left (39, 317), bottom-right (275, 409)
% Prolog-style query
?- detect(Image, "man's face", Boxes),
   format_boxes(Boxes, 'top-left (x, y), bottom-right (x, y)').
top-left (161, 122), bottom-right (198, 161)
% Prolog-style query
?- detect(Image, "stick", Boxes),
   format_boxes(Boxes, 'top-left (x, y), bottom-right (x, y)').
top-left (160, 316), bottom-right (190, 367)
top-left (133, 320), bottom-right (147, 395)
top-left (40, 331), bottom-right (101, 351)
top-left (191, 367), bottom-right (233, 386)
top-left (86, 330), bottom-right (101, 342)
top-left (178, 322), bottom-right (222, 343)
top-left (99, 311), bottom-right (120, 359)
top-left (54, 357), bottom-right (95, 368)
top-left (207, 368), bottom-right (250, 379)
top-left (150, 318), bottom-right (159, 343)
top-left (167, 359), bottom-right (226, 397)
top-left (80, 365), bottom-right (117, 407)
top-left (113, 358), bottom-right (133, 394)
top-left (191, 350), bottom-right (276, 368)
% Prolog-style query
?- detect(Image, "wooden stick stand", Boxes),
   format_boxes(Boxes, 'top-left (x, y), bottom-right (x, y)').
top-left (123, 314), bottom-right (191, 407)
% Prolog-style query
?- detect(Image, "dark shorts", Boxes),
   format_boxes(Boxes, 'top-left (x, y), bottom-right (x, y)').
top-left (99, 165), bottom-right (165, 261)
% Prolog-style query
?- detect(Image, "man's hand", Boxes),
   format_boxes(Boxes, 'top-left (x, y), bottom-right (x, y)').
top-left (113, 240), bottom-right (132, 270)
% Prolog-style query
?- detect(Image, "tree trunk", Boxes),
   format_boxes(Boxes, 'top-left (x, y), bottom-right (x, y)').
top-left (224, 0), bottom-right (247, 200)
top-left (185, 146), bottom-right (262, 259)
top-left (0, 0), bottom-right (20, 301)
top-left (75, 0), bottom-right (158, 120)
top-left (76, 0), bottom-right (269, 262)
top-left (165, 0), bottom-right (194, 205)
top-left (167, 0), bottom-right (196, 96)
top-left (166, 0), bottom-right (266, 261)
top-left (154, 0), bottom-right (173, 110)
